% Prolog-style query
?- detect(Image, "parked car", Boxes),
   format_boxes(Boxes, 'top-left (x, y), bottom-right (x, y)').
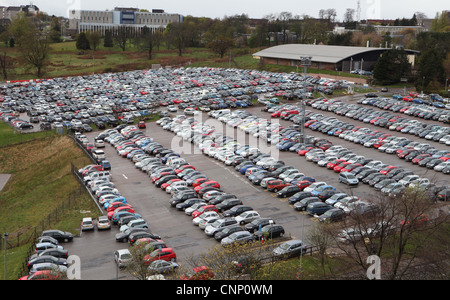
top-left (221, 231), bottom-right (255, 246)
top-left (272, 240), bottom-right (307, 259)
top-left (96, 216), bottom-right (111, 230)
top-left (253, 224), bottom-right (285, 241)
top-left (147, 259), bottom-right (179, 274)
top-left (114, 249), bottom-right (132, 268)
top-left (41, 230), bottom-right (73, 243)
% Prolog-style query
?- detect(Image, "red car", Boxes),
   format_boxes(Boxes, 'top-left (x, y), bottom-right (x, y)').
top-left (180, 266), bottom-right (214, 280)
top-left (403, 96), bottom-right (413, 102)
top-left (143, 248), bottom-right (177, 265)
top-left (333, 162), bottom-right (352, 173)
top-left (295, 180), bottom-right (313, 190)
top-left (19, 270), bottom-right (62, 280)
top-left (191, 204), bottom-right (218, 218)
top-left (152, 172), bottom-right (174, 183)
top-left (138, 121), bottom-right (146, 129)
top-left (266, 180), bottom-right (291, 192)
top-left (161, 178), bottom-right (181, 190)
top-left (327, 159), bottom-right (346, 170)
top-left (175, 165), bottom-right (195, 174)
top-left (106, 202), bottom-right (130, 212)
top-left (107, 206), bottom-right (135, 219)
top-left (192, 178), bottom-right (209, 188)
top-left (412, 154), bottom-right (431, 164)
top-left (380, 165), bottom-right (397, 175)
top-left (80, 165), bottom-right (104, 177)
top-left (341, 163), bottom-right (362, 173)
top-left (194, 181), bottom-right (220, 193)
top-left (298, 147), bottom-right (316, 156)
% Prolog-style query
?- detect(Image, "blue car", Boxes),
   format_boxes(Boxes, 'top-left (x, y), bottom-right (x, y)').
top-left (280, 142), bottom-right (296, 151)
top-left (100, 160), bottom-right (111, 170)
top-left (104, 197), bottom-right (127, 210)
top-left (310, 185), bottom-right (336, 197)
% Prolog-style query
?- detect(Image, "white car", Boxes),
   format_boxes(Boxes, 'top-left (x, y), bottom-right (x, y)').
top-left (198, 215), bottom-right (221, 230)
top-left (114, 249), bottom-right (132, 268)
top-left (434, 161), bottom-right (450, 172)
top-left (192, 211), bottom-right (220, 226)
top-left (303, 182), bottom-right (327, 193)
top-left (234, 210), bottom-right (261, 225)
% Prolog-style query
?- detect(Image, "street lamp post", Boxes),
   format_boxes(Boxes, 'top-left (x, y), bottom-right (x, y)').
top-left (3, 233), bottom-right (8, 280)
top-left (299, 57), bottom-right (312, 144)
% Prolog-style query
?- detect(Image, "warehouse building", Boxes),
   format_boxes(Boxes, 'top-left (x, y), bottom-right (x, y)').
top-left (253, 44), bottom-right (418, 73)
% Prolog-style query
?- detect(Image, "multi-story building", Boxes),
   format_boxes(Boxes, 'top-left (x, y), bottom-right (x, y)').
top-left (0, 4), bottom-right (39, 27)
top-left (68, 7), bottom-right (183, 35)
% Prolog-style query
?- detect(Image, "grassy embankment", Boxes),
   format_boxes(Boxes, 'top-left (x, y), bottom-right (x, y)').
top-left (0, 123), bottom-right (97, 279)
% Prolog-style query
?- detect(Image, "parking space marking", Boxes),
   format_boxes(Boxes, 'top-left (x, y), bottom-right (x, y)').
top-left (122, 174), bottom-right (128, 180)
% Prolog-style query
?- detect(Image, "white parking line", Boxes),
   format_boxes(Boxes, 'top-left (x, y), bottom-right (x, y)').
top-left (122, 174), bottom-right (128, 180)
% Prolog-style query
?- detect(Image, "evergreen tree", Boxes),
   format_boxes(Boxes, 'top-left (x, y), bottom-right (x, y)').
top-left (373, 49), bottom-right (411, 85)
top-left (416, 48), bottom-right (446, 93)
top-left (76, 32), bottom-right (90, 50)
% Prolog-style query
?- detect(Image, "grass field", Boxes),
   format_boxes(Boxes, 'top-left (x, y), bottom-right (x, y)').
top-left (0, 40), bottom-right (370, 83)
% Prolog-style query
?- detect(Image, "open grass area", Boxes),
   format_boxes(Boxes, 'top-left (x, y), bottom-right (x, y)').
top-left (0, 41), bottom-right (371, 84)
top-left (0, 122), bottom-right (57, 147)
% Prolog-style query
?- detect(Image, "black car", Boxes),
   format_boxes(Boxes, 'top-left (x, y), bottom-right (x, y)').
top-left (175, 198), bottom-right (204, 211)
top-left (41, 230), bottom-right (73, 243)
top-left (215, 198), bottom-right (243, 212)
top-left (128, 231), bottom-right (161, 245)
top-left (293, 197), bottom-right (321, 211)
top-left (276, 186), bottom-right (301, 198)
top-left (222, 205), bottom-right (253, 217)
top-left (253, 224), bottom-right (285, 241)
top-left (244, 218), bottom-right (275, 233)
top-left (28, 255), bottom-right (68, 270)
top-left (208, 193), bottom-right (237, 205)
top-left (214, 225), bottom-right (246, 241)
top-left (33, 248), bottom-right (69, 260)
top-left (115, 227), bottom-right (149, 242)
top-left (288, 191), bottom-right (313, 204)
top-left (318, 208), bottom-right (346, 223)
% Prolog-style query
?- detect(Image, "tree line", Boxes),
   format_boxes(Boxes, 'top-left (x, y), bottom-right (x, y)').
top-left (1, 8), bottom-right (449, 91)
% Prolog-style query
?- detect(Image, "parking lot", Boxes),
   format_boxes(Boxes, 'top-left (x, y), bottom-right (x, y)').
top-left (2, 67), bottom-right (449, 280)
top-left (67, 116), bottom-right (319, 280)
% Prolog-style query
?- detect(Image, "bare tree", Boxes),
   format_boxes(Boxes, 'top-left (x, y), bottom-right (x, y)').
top-left (344, 8), bottom-right (356, 23)
top-left (322, 185), bottom-right (449, 279)
top-left (114, 26), bottom-right (132, 51)
top-left (0, 51), bottom-right (13, 80)
top-left (19, 31), bottom-right (50, 78)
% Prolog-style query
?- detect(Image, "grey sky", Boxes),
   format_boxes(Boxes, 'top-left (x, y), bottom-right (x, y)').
top-left (2, 0), bottom-right (447, 20)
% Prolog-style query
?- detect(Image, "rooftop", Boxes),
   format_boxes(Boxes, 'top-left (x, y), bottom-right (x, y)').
top-left (253, 44), bottom-right (417, 64)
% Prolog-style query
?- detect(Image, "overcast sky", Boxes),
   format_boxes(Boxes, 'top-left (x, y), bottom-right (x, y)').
top-left (2, 0), bottom-right (448, 20)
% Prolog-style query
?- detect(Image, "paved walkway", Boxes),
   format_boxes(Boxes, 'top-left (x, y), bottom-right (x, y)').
top-left (0, 174), bottom-right (11, 192)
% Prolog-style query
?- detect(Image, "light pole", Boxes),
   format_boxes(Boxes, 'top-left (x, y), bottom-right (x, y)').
top-left (300, 57), bottom-right (312, 144)
top-left (3, 233), bottom-right (8, 280)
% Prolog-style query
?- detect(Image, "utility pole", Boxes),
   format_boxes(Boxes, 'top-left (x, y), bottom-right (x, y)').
top-left (300, 56), bottom-right (312, 144)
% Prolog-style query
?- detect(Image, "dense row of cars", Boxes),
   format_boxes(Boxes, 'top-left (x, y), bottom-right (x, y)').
top-left (22, 230), bottom-right (74, 280)
top-left (200, 109), bottom-right (378, 222)
top-left (104, 122), bottom-right (289, 248)
top-left (265, 102), bottom-right (450, 200)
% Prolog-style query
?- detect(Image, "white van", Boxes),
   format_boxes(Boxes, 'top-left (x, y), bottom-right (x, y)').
top-left (83, 171), bottom-right (111, 183)
top-left (92, 149), bottom-right (105, 161)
